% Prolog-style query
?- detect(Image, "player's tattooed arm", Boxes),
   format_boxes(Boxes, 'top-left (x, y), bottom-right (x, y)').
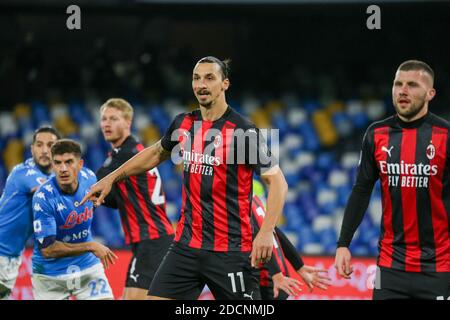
top-left (155, 139), bottom-right (172, 162)
top-left (113, 171), bottom-right (128, 183)
top-left (81, 139), bottom-right (171, 206)
top-left (112, 139), bottom-right (170, 182)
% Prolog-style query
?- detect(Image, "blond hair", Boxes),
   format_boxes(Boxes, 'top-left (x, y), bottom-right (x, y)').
top-left (100, 98), bottom-right (134, 120)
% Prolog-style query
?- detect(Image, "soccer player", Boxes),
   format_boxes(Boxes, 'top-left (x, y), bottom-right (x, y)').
top-left (0, 126), bottom-right (60, 300)
top-left (32, 139), bottom-right (117, 300)
top-left (335, 60), bottom-right (450, 299)
top-left (82, 56), bottom-right (288, 300)
top-left (251, 180), bottom-right (331, 300)
top-left (97, 98), bottom-right (174, 300)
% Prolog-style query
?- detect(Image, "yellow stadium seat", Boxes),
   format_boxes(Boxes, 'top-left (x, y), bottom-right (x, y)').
top-left (312, 110), bottom-right (338, 147)
top-left (140, 125), bottom-right (161, 146)
top-left (13, 103), bottom-right (31, 119)
top-left (3, 139), bottom-right (24, 172)
top-left (251, 110), bottom-right (271, 129)
top-left (325, 101), bottom-right (345, 114)
top-left (54, 116), bottom-right (78, 136)
top-left (264, 101), bottom-right (283, 113)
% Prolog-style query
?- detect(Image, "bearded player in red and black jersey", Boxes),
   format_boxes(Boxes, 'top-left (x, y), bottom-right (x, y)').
top-left (335, 60), bottom-right (450, 299)
top-left (82, 57), bottom-right (288, 300)
top-left (97, 98), bottom-right (174, 300)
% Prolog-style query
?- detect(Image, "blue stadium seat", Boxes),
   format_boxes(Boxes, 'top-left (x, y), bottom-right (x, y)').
top-left (0, 96), bottom-right (388, 253)
top-left (31, 101), bottom-right (51, 127)
top-left (332, 111), bottom-right (353, 138)
top-left (297, 225), bottom-right (318, 250)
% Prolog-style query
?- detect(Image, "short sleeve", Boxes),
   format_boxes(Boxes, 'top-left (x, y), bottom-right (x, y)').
top-left (15, 168), bottom-right (47, 193)
top-left (160, 114), bottom-right (185, 152)
top-left (32, 191), bottom-right (57, 241)
top-left (80, 167), bottom-right (98, 186)
top-left (244, 127), bottom-right (279, 176)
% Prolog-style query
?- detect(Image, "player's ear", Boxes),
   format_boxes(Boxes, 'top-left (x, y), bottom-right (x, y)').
top-left (78, 158), bottom-right (84, 170)
top-left (222, 78), bottom-right (230, 91)
top-left (427, 88), bottom-right (436, 101)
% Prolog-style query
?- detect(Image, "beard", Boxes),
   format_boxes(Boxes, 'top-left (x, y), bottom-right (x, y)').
top-left (106, 136), bottom-right (119, 144)
top-left (198, 100), bottom-right (213, 108)
top-left (393, 95), bottom-right (427, 121)
top-left (196, 91), bottom-right (215, 108)
top-left (103, 131), bottom-right (122, 144)
top-left (34, 157), bottom-right (52, 174)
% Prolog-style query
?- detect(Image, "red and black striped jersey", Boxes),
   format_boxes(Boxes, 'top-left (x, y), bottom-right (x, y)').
top-left (251, 195), bottom-right (304, 286)
top-left (339, 112), bottom-right (450, 272)
top-left (97, 135), bottom-right (174, 245)
top-left (161, 106), bottom-right (278, 252)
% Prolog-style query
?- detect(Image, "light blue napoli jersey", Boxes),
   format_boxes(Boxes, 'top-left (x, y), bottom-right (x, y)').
top-left (32, 167), bottom-right (100, 276)
top-left (0, 158), bottom-right (50, 257)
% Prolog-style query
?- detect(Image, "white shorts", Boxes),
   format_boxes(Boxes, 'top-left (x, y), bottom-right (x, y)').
top-left (0, 255), bottom-right (21, 299)
top-left (31, 263), bottom-right (114, 300)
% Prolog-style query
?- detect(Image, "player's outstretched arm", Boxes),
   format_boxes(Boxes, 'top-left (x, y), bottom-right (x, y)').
top-left (297, 265), bottom-right (332, 292)
top-left (40, 240), bottom-right (118, 269)
top-left (273, 227), bottom-right (332, 291)
top-left (81, 140), bottom-right (171, 206)
top-left (272, 272), bottom-right (302, 298)
top-left (251, 167), bottom-right (288, 267)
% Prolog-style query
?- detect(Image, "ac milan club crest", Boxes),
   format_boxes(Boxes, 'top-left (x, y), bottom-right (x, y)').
top-left (426, 143), bottom-right (436, 160)
top-left (213, 135), bottom-right (222, 148)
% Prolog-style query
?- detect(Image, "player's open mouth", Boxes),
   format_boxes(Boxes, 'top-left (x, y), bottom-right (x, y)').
top-left (198, 90), bottom-right (210, 97)
top-left (398, 99), bottom-right (410, 104)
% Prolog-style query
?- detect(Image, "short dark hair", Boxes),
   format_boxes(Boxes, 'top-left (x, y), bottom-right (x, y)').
top-left (32, 126), bottom-right (61, 144)
top-left (398, 60), bottom-right (434, 84)
top-left (197, 56), bottom-right (231, 80)
top-left (51, 139), bottom-right (82, 158)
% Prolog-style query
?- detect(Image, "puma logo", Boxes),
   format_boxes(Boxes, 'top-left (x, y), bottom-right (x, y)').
top-left (130, 274), bottom-right (139, 283)
top-left (243, 291), bottom-right (254, 300)
top-left (382, 146), bottom-right (394, 157)
top-left (129, 257), bottom-right (139, 283)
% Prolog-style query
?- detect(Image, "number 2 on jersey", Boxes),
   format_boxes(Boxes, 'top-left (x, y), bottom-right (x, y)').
top-left (148, 168), bottom-right (165, 206)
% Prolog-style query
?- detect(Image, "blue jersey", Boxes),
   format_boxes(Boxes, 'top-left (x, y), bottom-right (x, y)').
top-left (0, 158), bottom-right (50, 257)
top-left (32, 167), bottom-right (100, 276)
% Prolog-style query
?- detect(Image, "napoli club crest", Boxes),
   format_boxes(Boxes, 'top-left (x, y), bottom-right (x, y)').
top-left (426, 143), bottom-right (435, 160)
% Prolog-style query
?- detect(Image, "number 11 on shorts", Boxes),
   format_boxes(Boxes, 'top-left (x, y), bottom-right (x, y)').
top-left (228, 272), bottom-right (246, 293)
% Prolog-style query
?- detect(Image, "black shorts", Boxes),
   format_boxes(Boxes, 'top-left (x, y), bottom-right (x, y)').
top-left (148, 242), bottom-right (261, 300)
top-left (373, 266), bottom-right (450, 300)
top-left (125, 235), bottom-right (174, 290)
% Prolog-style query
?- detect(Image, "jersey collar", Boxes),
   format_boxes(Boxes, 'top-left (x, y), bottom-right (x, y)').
top-left (395, 112), bottom-right (430, 129)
